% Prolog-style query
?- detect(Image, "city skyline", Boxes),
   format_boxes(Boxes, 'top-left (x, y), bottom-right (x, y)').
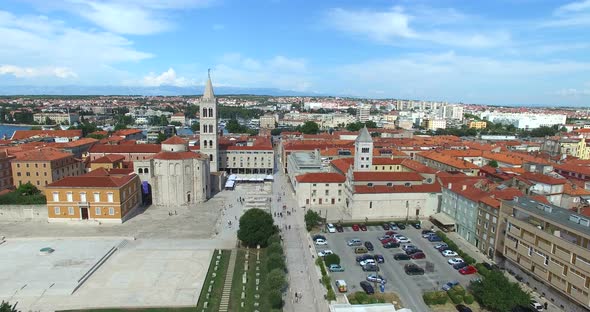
top-left (0, 0), bottom-right (590, 106)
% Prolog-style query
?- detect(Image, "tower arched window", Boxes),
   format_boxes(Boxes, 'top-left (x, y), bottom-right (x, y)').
top-left (202, 108), bottom-right (207, 117)
top-left (209, 140), bottom-right (213, 147)
top-left (144, 168), bottom-right (149, 174)
top-left (138, 168), bottom-right (143, 174)
top-left (202, 125), bottom-right (207, 133)
top-left (210, 154), bottom-right (213, 161)
top-left (208, 108), bottom-right (213, 117)
top-left (209, 125), bottom-right (213, 133)
top-left (204, 140), bottom-right (208, 147)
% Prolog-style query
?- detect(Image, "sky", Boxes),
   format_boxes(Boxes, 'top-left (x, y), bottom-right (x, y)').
top-left (0, 0), bottom-right (590, 106)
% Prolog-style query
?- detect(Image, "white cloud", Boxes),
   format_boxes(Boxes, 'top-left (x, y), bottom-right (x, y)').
top-left (325, 6), bottom-right (509, 48)
top-left (141, 68), bottom-right (194, 87)
top-left (0, 65), bottom-right (77, 78)
top-left (554, 88), bottom-right (590, 97)
top-left (555, 0), bottom-right (590, 14)
top-left (543, 0), bottom-right (590, 27)
top-left (0, 10), bottom-right (151, 83)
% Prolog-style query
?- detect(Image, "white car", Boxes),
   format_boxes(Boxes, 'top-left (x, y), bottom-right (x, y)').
top-left (326, 223), bottom-right (336, 233)
top-left (530, 300), bottom-right (544, 311)
top-left (318, 249), bottom-right (333, 257)
top-left (402, 244), bottom-right (418, 251)
top-left (447, 258), bottom-right (464, 265)
top-left (315, 238), bottom-right (328, 245)
top-left (442, 250), bottom-right (458, 257)
top-left (397, 236), bottom-right (411, 243)
top-left (359, 259), bottom-right (376, 266)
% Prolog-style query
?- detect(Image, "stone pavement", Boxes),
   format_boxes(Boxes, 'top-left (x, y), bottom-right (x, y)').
top-left (272, 152), bottom-right (328, 312)
top-left (219, 249), bottom-right (237, 312)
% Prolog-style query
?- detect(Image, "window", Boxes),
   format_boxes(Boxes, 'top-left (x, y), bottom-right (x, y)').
top-left (209, 125), bottom-right (213, 133)
top-left (202, 107), bottom-right (207, 117)
top-left (108, 207), bottom-right (115, 215)
top-left (66, 192), bottom-right (73, 202)
top-left (325, 190), bottom-right (329, 196)
top-left (68, 207), bottom-right (74, 215)
top-left (404, 182), bottom-right (411, 187)
top-left (386, 183), bottom-right (392, 187)
top-left (139, 168), bottom-right (143, 174)
top-left (107, 193), bottom-right (114, 203)
top-left (361, 147), bottom-right (369, 153)
top-left (93, 192), bottom-right (100, 202)
top-left (367, 183), bottom-right (373, 187)
top-left (369, 201), bottom-right (373, 208)
top-left (26, 172), bottom-right (30, 176)
top-left (144, 168), bottom-right (149, 174)
top-left (80, 192), bottom-right (86, 202)
top-left (208, 108), bottom-right (213, 116)
top-left (54, 207), bottom-right (60, 214)
top-left (52, 192), bottom-right (59, 201)
top-left (338, 190), bottom-right (342, 196)
top-left (95, 207), bottom-right (101, 215)
top-left (17, 172), bottom-right (21, 176)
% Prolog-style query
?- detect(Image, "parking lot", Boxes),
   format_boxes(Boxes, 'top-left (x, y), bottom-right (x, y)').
top-left (314, 224), bottom-right (480, 312)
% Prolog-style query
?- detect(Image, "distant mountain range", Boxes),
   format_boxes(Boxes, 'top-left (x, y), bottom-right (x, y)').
top-left (0, 85), bottom-right (322, 97)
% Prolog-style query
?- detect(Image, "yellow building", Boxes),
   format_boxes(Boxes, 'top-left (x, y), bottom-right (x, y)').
top-left (468, 120), bottom-right (487, 129)
top-left (45, 168), bottom-right (141, 223)
top-left (576, 138), bottom-right (590, 160)
top-left (89, 154), bottom-right (125, 171)
top-left (11, 147), bottom-right (84, 190)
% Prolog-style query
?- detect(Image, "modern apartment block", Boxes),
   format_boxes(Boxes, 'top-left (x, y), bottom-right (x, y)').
top-left (501, 197), bottom-right (590, 311)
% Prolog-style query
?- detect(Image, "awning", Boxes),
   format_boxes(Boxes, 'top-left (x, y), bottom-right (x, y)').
top-left (431, 212), bottom-right (455, 226)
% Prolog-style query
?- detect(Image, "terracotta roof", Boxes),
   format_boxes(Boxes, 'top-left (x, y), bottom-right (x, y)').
top-left (331, 158), bottom-right (354, 174)
top-left (372, 158), bottom-right (405, 166)
top-left (11, 130), bottom-right (82, 140)
top-left (555, 163), bottom-right (590, 176)
top-left (353, 171), bottom-right (424, 182)
top-left (354, 183), bottom-right (441, 194)
top-left (89, 144), bottom-right (161, 154)
top-left (563, 182), bottom-right (590, 196)
top-left (47, 170), bottom-right (136, 188)
top-left (153, 151), bottom-right (206, 160)
top-left (114, 128), bottom-right (143, 136)
top-left (519, 172), bottom-right (566, 185)
top-left (295, 172), bottom-right (346, 183)
top-left (418, 151), bottom-right (479, 170)
top-left (63, 137), bottom-right (98, 148)
top-left (12, 148), bottom-right (74, 161)
top-left (401, 159), bottom-right (437, 174)
top-left (91, 154), bottom-right (126, 163)
top-left (161, 136), bottom-right (187, 145)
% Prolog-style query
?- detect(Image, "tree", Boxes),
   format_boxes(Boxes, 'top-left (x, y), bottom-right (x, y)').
top-left (365, 120), bottom-right (377, 128)
top-left (304, 209), bottom-right (322, 231)
top-left (0, 301), bottom-right (18, 312)
top-left (156, 132), bottom-right (168, 144)
top-left (470, 270), bottom-right (530, 312)
top-left (324, 253), bottom-right (340, 266)
top-left (17, 182), bottom-right (40, 196)
top-left (170, 121), bottom-right (182, 127)
top-left (238, 208), bottom-right (277, 247)
top-left (267, 268), bottom-right (287, 291)
top-left (268, 289), bottom-right (283, 309)
top-left (267, 242), bottom-right (284, 256)
top-left (266, 252), bottom-right (286, 272)
top-left (488, 160), bottom-right (499, 168)
top-left (296, 121), bottom-right (320, 134)
top-left (191, 122), bottom-right (200, 132)
top-left (346, 122), bottom-right (363, 132)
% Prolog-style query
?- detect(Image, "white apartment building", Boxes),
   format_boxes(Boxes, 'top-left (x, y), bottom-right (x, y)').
top-left (34, 113), bottom-right (79, 125)
top-left (259, 114), bottom-right (276, 129)
top-left (356, 104), bottom-right (371, 122)
top-left (479, 112), bottom-right (567, 129)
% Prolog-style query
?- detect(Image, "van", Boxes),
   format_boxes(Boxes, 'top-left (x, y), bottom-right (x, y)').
top-left (335, 280), bottom-right (347, 293)
top-left (354, 246), bottom-right (368, 254)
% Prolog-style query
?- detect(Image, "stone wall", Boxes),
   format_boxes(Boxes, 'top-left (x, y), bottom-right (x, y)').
top-left (0, 205), bottom-right (47, 221)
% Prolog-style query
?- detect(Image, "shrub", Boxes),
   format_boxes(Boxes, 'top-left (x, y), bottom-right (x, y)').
top-left (267, 233), bottom-right (281, 246)
top-left (304, 210), bottom-right (322, 231)
top-left (317, 258), bottom-right (327, 276)
top-left (326, 288), bottom-right (336, 301)
top-left (451, 294), bottom-right (464, 304)
top-left (322, 275), bottom-right (331, 288)
top-left (355, 291), bottom-right (369, 304)
top-left (267, 269), bottom-right (287, 291)
top-left (266, 253), bottom-right (286, 272)
top-left (464, 294), bottom-right (475, 304)
top-left (475, 263), bottom-right (491, 277)
top-left (324, 253), bottom-right (341, 266)
top-left (423, 291), bottom-right (448, 305)
top-left (268, 289), bottom-right (283, 309)
top-left (452, 285), bottom-right (466, 296)
top-left (267, 242), bottom-right (284, 256)
top-left (368, 297), bottom-right (378, 304)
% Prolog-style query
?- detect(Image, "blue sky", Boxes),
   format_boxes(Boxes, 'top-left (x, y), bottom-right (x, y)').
top-left (0, 0), bottom-right (590, 106)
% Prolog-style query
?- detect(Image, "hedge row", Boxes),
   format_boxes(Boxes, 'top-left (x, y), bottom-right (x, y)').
top-left (436, 231), bottom-right (476, 264)
top-left (316, 256), bottom-right (336, 301)
top-left (266, 234), bottom-right (287, 309)
top-left (423, 291), bottom-right (449, 305)
top-left (475, 263), bottom-right (491, 277)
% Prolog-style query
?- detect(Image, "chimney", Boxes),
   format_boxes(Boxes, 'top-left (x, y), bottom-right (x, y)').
top-left (462, 185), bottom-right (467, 191)
top-left (448, 183), bottom-right (452, 189)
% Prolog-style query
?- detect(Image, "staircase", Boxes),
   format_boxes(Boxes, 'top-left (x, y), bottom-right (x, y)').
top-left (219, 249), bottom-right (237, 312)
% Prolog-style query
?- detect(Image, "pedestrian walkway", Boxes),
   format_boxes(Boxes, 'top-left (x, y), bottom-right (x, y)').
top-left (218, 249), bottom-right (237, 312)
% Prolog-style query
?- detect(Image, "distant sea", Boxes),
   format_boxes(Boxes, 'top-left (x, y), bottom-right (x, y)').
top-left (0, 124), bottom-right (31, 139)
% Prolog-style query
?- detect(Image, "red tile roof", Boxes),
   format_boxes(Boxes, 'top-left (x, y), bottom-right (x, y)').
top-left (114, 128), bottom-right (143, 136)
top-left (89, 144), bottom-right (161, 154)
top-left (161, 136), bottom-right (187, 145)
top-left (295, 172), bottom-right (346, 183)
top-left (354, 183), bottom-right (441, 194)
top-left (48, 170), bottom-right (137, 188)
top-left (331, 158), bottom-right (354, 174)
top-left (519, 172), bottom-right (566, 185)
top-left (401, 159), bottom-right (437, 174)
top-left (91, 154), bottom-right (126, 163)
top-left (353, 171), bottom-right (424, 182)
top-left (11, 130), bottom-right (82, 140)
top-left (12, 148), bottom-right (74, 161)
top-left (153, 151), bottom-right (206, 160)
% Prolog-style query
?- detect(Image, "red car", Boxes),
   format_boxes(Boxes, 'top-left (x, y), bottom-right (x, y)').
top-left (459, 265), bottom-right (477, 275)
top-left (385, 231), bottom-right (397, 236)
top-left (410, 252), bottom-right (426, 259)
top-left (380, 237), bottom-right (394, 244)
top-left (352, 224), bottom-right (360, 231)
top-left (360, 224), bottom-right (368, 231)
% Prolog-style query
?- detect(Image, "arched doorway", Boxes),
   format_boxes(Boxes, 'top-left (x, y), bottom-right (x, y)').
top-left (187, 192), bottom-right (191, 203)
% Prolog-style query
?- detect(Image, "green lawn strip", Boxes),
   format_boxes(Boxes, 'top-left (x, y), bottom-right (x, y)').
top-left (228, 249), bottom-right (246, 311)
top-left (195, 249), bottom-right (231, 311)
top-left (60, 308), bottom-right (196, 312)
top-left (243, 248), bottom-right (271, 311)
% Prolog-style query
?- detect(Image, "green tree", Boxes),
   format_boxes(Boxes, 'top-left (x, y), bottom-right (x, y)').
top-left (170, 121), bottom-right (182, 127)
top-left (470, 270), bottom-right (530, 312)
top-left (267, 242), bottom-right (284, 256)
top-left (238, 208), bottom-right (277, 247)
top-left (266, 252), bottom-right (286, 272)
top-left (17, 182), bottom-right (40, 196)
top-left (488, 160), bottom-right (499, 168)
top-left (268, 289), bottom-right (283, 309)
top-left (365, 120), bottom-right (377, 128)
top-left (324, 253), bottom-right (340, 266)
top-left (346, 122), bottom-right (363, 132)
top-left (304, 209), bottom-right (322, 231)
top-left (191, 122), bottom-right (200, 132)
top-left (267, 268), bottom-right (287, 291)
top-left (156, 132), bottom-right (168, 144)
top-left (0, 301), bottom-right (19, 312)
top-left (296, 121), bottom-right (320, 134)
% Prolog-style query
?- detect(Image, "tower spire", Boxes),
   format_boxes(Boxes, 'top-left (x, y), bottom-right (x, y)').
top-left (203, 69), bottom-right (215, 101)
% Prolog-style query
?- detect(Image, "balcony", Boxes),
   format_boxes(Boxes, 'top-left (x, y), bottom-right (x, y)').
top-left (537, 240), bottom-right (552, 254)
top-left (522, 231), bottom-right (535, 244)
top-left (531, 253), bottom-right (546, 267)
top-left (566, 271), bottom-right (586, 286)
top-left (550, 276), bottom-right (568, 293)
top-left (548, 260), bottom-right (565, 276)
top-left (554, 247), bottom-right (572, 263)
top-left (517, 243), bottom-right (529, 256)
top-left (569, 287), bottom-right (590, 306)
top-left (505, 238), bottom-right (518, 250)
top-left (575, 258), bottom-right (590, 275)
top-left (509, 224), bottom-right (521, 237)
top-left (78, 202), bottom-right (89, 208)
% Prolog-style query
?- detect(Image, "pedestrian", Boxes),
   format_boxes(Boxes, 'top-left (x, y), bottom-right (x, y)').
top-left (288, 225), bottom-right (291, 230)
top-left (280, 212), bottom-right (283, 217)
top-left (235, 216), bottom-right (237, 220)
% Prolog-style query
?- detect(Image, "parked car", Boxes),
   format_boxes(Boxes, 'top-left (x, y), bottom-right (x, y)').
top-left (360, 224), bottom-right (367, 231)
top-left (428, 235), bottom-right (442, 242)
top-left (410, 252), bottom-right (426, 259)
top-left (385, 230), bottom-right (397, 236)
top-left (442, 280), bottom-right (460, 291)
top-left (380, 237), bottom-right (394, 244)
top-left (383, 241), bottom-right (400, 248)
top-left (448, 258), bottom-right (464, 265)
top-left (347, 238), bottom-right (362, 246)
top-left (366, 274), bottom-right (387, 284)
top-left (382, 223), bottom-right (390, 230)
top-left (411, 222), bottom-right (421, 229)
top-left (453, 262), bottom-right (469, 270)
top-left (374, 254), bottom-right (385, 263)
top-left (456, 304), bottom-right (473, 312)
top-left (434, 243), bottom-right (449, 250)
top-left (312, 234), bottom-right (326, 241)
top-left (442, 250), bottom-right (459, 257)
top-left (482, 262), bottom-right (500, 271)
top-left (364, 241), bottom-right (374, 251)
top-left (335, 224), bottom-right (344, 232)
top-left (404, 263), bottom-right (425, 275)
top-left (356, 254), bottom-right (374, 263)
top-left (388, 222), bottom-right (399, 230)
top-left (459, 265), bottom-right (477, 275)
top-left (335, 280), bottom-right (347, 293)
top-left (362, 264), bottom-right (380, 272)
top-left (378, 235), bottom-right (391, 242)
top-left (360, 281), bottom-right (374, 294)
top-left (326, 223), bottom-right (336, 233)
top-left (352, 224), bottom-right (360, 231)
top-left (328, 264), bottom-right (344, 272)
top-left (354, 247), bottom-right (368, 254)
top-left (530, 300), bottom-right (544, 311)
top-left (397, 236), bottom-right (411, 243)
top-left (422, 231), bottom-right (436, 238)
top-left (406, 249), bottom-right (423, 256)
top-left (318, 250), bottom-right (333, 257)
top-left (393, 253), bottom-right (411, 260)
top-left (359, 259), bottom-right (376, 266)
top-left (396, 223), bottom-right (406, 230)
top-left (402, 244), bottom-right (418, 251)
top-left (315, 238), bottom-right (328, 245)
